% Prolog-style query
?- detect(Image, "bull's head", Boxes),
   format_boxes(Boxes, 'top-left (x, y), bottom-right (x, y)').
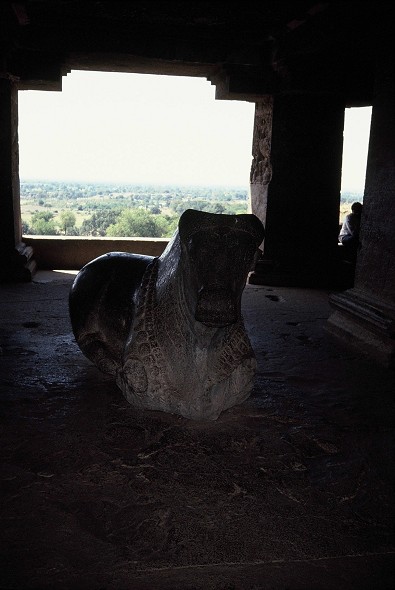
top-left (179, 209), bottom-right (265, 327)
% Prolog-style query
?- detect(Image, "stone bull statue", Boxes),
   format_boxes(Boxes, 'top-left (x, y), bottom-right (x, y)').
top-left (69, 209), bottom-right (264, 420)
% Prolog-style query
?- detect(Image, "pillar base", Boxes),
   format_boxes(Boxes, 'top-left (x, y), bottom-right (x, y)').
top-left (248, 256), bottom-right (354, 289)
top-left (2, 243), bottom-right (37, 282)
top-left (326, 289), bottom-right (395, 367)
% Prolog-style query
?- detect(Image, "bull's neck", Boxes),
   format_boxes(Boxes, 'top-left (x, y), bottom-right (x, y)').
top-left (155, 235), bottom-right (220, 345)
top-left (133, 234), bottom-right (251, 395)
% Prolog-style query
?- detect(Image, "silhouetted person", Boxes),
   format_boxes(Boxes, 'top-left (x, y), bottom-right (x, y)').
top-left (339, 201), bottom-right (363, 260)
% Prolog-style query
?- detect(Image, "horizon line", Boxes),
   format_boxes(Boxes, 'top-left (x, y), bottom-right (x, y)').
top-left (20, 178), bottom-right (364, 194)
top-left (20, 178), bottom-right (250, 189)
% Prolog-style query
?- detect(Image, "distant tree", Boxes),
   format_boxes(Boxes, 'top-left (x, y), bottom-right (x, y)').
top-left (106, 208), bottom-right (170, 238)
top-left (224, 204), bottom-right (247, 215)
top-left (59, 210), bottom-right (77, 235)
top-left (80, 209), bottom-right (122, 236)
top-left (64, 226), bottom-right (80, 236)
top-left (30, 210), bottom-right (58, 235)
top-left (164, 215), bottom-right (179, 236)
top-left (21, 220), bottom-right (31, 234)
top-left (32, 210), bottom-right (54, 222)
top-left (150, 205), bottom-right (161, 215)
top-left (213, 203), bottom-right (225, 214)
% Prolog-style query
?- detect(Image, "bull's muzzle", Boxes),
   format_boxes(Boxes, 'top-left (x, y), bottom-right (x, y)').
top-left (195, 287), bottom-right (239, 327)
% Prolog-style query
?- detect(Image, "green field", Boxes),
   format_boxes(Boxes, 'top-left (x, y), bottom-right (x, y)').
top-left (21, 180), bottom-right (249, 237)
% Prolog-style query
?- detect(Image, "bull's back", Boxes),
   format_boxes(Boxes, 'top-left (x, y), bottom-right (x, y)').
top-left (69, 252), bottom-right (154, 372)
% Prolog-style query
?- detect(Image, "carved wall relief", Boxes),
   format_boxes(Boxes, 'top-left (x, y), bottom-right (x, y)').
top-left (250, 98), bottom-right (273, 233)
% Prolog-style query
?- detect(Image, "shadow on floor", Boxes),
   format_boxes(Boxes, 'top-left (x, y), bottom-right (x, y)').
top-left (0, 272), bottom-right (394, 589)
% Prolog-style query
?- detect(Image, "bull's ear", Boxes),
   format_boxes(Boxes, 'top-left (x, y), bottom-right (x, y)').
top-left (235, 214), bottom-right (265, 245)
top-left (179, 209), bottom-right (205, 244)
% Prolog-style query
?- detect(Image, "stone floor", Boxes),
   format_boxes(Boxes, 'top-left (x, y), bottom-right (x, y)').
top-left (0, 271), bottom-right (394, 590)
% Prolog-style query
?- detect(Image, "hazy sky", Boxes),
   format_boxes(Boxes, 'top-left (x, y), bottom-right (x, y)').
top-left (18, 70), bottom-right (255, 187)
top-left (18, 70), bottom-right (372, 191)
top-left (342, 106), bottom-right (372, 193)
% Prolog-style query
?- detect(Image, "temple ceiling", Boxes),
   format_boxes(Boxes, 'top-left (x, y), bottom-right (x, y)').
top-left (1, 1), bottom-right (392, 102)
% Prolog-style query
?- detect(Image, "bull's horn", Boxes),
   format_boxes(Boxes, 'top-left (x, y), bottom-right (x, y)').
top-left (179, 209), bottom-right (265, 245)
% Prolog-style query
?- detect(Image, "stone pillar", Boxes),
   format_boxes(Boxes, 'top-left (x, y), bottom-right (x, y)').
top-left (327, 31), bottom-right (395, 366)
top-left (249, 98), bottom-right (273, 237)
top-left (0, 78), bottom-right (35, 281)
top-left (249, 93), bottom-right (344, 287)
